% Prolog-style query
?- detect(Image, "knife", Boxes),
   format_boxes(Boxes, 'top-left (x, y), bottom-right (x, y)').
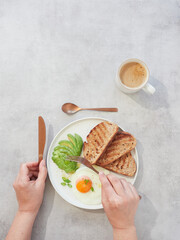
top-left (38, 116), bottom-right (46, 163)
top-left (66, 156), bottom-right (99, 174)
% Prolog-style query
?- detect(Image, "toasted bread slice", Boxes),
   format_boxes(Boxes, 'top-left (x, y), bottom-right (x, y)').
top-left (97, 131), bottom-right (136, 166)
top-left (104, 152), bottom-right (136, 177)
top-left (83, 121), bottom-right (119, 164)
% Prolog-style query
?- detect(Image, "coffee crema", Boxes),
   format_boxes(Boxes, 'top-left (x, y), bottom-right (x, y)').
top-left (120, 62), bottom-right (147, 88)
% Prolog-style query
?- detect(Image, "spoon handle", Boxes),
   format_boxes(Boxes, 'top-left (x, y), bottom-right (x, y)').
top-left (82, 108), bottom-right (118, 112)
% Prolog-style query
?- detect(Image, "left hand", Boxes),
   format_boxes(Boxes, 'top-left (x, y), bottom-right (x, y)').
top-left (13, 160), bottom-right (47, 216)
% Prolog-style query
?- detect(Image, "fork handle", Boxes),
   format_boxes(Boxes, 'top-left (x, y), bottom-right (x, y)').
top-left (82, 108), bottom-right (118, 112)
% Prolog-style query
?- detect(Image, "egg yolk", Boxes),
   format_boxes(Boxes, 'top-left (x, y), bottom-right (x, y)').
top-left (76, 176), bottom-right (92, 193)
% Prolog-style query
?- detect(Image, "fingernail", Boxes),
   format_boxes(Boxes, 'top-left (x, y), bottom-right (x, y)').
top-left (41, 159), bottom-right (46, 167)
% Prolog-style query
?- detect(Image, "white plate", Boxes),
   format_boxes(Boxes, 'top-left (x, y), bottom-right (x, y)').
top-left (47, 117), bottom-right (139, 210)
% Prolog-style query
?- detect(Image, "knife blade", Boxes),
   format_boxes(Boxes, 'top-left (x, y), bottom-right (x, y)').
top-left (38, 116), bottom-right (46, 163)
top-left (66, 156), bottom-right (99, 174)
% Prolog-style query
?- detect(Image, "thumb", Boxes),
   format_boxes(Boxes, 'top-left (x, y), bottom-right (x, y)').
top-left (37, 160), bottom-right (47, 184)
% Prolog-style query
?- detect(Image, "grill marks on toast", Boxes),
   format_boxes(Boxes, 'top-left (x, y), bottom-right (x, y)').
top-left (83, 122), bottom-right (137, 177)
top-left (83, 121), bottom-right (119, 164)
top-left (104, 152), bottom-right (136, 177)
top-left (97, 131), bottom-right (136, 166)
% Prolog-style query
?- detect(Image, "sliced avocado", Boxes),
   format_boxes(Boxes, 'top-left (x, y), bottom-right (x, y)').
top-left (67, 134), bottom-right (78, 149)
top-left (58, 140), bottom-right (75, 150)
top-left (52, 154), bottom-right (77, 173)
top-left (54, 146), bottom-right (61, 151)
top-left (52, 152), bottom-right (64, 161)
top-left (51, 133), bottom-right (84, 173)
top-left (56, 149), bottom-right (71, 156)
top-left (74, 133), bottom-right (83, 154)
top-left (58, 145), bottom-right (76, 156)
top-left (52, 149), bottom-right (61, 156)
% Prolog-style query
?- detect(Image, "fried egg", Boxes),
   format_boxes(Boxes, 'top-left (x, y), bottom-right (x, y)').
top-left (71, 166), bottom-right (109, 205)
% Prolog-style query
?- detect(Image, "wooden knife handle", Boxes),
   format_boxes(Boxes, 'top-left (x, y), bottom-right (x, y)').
top-left (38, 154), bottom-right (43, 163)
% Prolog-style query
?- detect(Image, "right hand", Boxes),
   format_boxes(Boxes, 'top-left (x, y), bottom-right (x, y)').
top-left (99, 172), bottom-right (139, 231)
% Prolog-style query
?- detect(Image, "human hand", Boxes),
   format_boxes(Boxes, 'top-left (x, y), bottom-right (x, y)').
top-left (99, 173), bottom-right (139, 235)
top-left (13, 160), bottom-right (47, 216)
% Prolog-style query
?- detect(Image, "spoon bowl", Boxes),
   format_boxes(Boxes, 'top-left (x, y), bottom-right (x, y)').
top-left (62, 103), bottom-right (80, 114)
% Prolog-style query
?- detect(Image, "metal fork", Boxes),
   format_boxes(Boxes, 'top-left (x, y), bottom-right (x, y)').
top-left (66, 156), bottom-right (99, 174)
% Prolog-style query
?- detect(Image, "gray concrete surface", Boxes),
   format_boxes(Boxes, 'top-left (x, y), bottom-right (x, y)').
top-left (0, 0), bottom-right (180, 239)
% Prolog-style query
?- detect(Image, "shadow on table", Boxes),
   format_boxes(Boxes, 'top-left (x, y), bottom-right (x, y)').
top-left (134, 139), bottom-right (157, 239)
top-left (32, 124), bottom-right (55, 240)
top-left (128, 77), bottom-right (169, 110)
top-left (135, 194), bottom-right (158, 240)
top-left (83, 196), bottom-right (158, 240)
top-left (134, 140), bottom-right (144, 190)
top-left (82, 208), bottom-right (104, 214)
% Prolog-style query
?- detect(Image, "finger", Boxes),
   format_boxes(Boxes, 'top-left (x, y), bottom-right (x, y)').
top-left (127, 182), bottom-right (137, 198)
top-left (19, 163), bottom-right (29, 182)
top-left (120, 179), bottom-right (134, 197)
top-left (28, 165), bottom-right (39, 170)
top-left (27, 162), bottom-right (39, 171)
top-left (28, 170), bottom-right (39, 173)
top-left (99, 172), bottom-right (116, 200)
top-left (26, 162), bottom-right (39, 168)
top-left (27, 166), bottom-right (39, 171)
top-left (107, 174), bottom-right (125, 196)
top-left (29, 173), bottom-right (37, 179)
top-left (37, 160), bottom-right (47, 184)
top-left (128, 183), bottom-right (140, 199)
top-left (28, 171), bottom-right (39, 178)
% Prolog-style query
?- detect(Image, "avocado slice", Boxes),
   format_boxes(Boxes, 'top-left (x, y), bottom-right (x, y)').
top-left (52, 153), bottom-right (77, 173)
top-left (74, 133), bottom-right (83, 154)
top-left (67, 134), bottom-right (78, 150)
top-left (56, 149), bottom-right (72, 156)
top-left (52, 151), bottom-right (65, 161)
top-left (58, 140), bottom-right (75, 150)
top-left (54, 146), bottom-right (61, 151)
top-left (57, 145), bottom-right (76, 156)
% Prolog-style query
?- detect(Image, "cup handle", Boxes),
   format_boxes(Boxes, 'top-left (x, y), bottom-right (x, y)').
top-left (142, 83), bottom-right (156, 95)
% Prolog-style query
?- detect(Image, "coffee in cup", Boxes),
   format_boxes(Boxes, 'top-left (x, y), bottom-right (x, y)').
top-left (115, 58), bottom-right (155, 94)
top-left (120, 62), bottom-right (147, 88)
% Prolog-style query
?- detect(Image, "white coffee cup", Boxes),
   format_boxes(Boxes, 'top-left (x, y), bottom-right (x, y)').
top-left (115, 58), bottom-right (155, 94)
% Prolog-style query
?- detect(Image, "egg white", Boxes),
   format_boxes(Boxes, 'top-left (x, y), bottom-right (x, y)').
top-left (71, 166), bottom-right (109, 205)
